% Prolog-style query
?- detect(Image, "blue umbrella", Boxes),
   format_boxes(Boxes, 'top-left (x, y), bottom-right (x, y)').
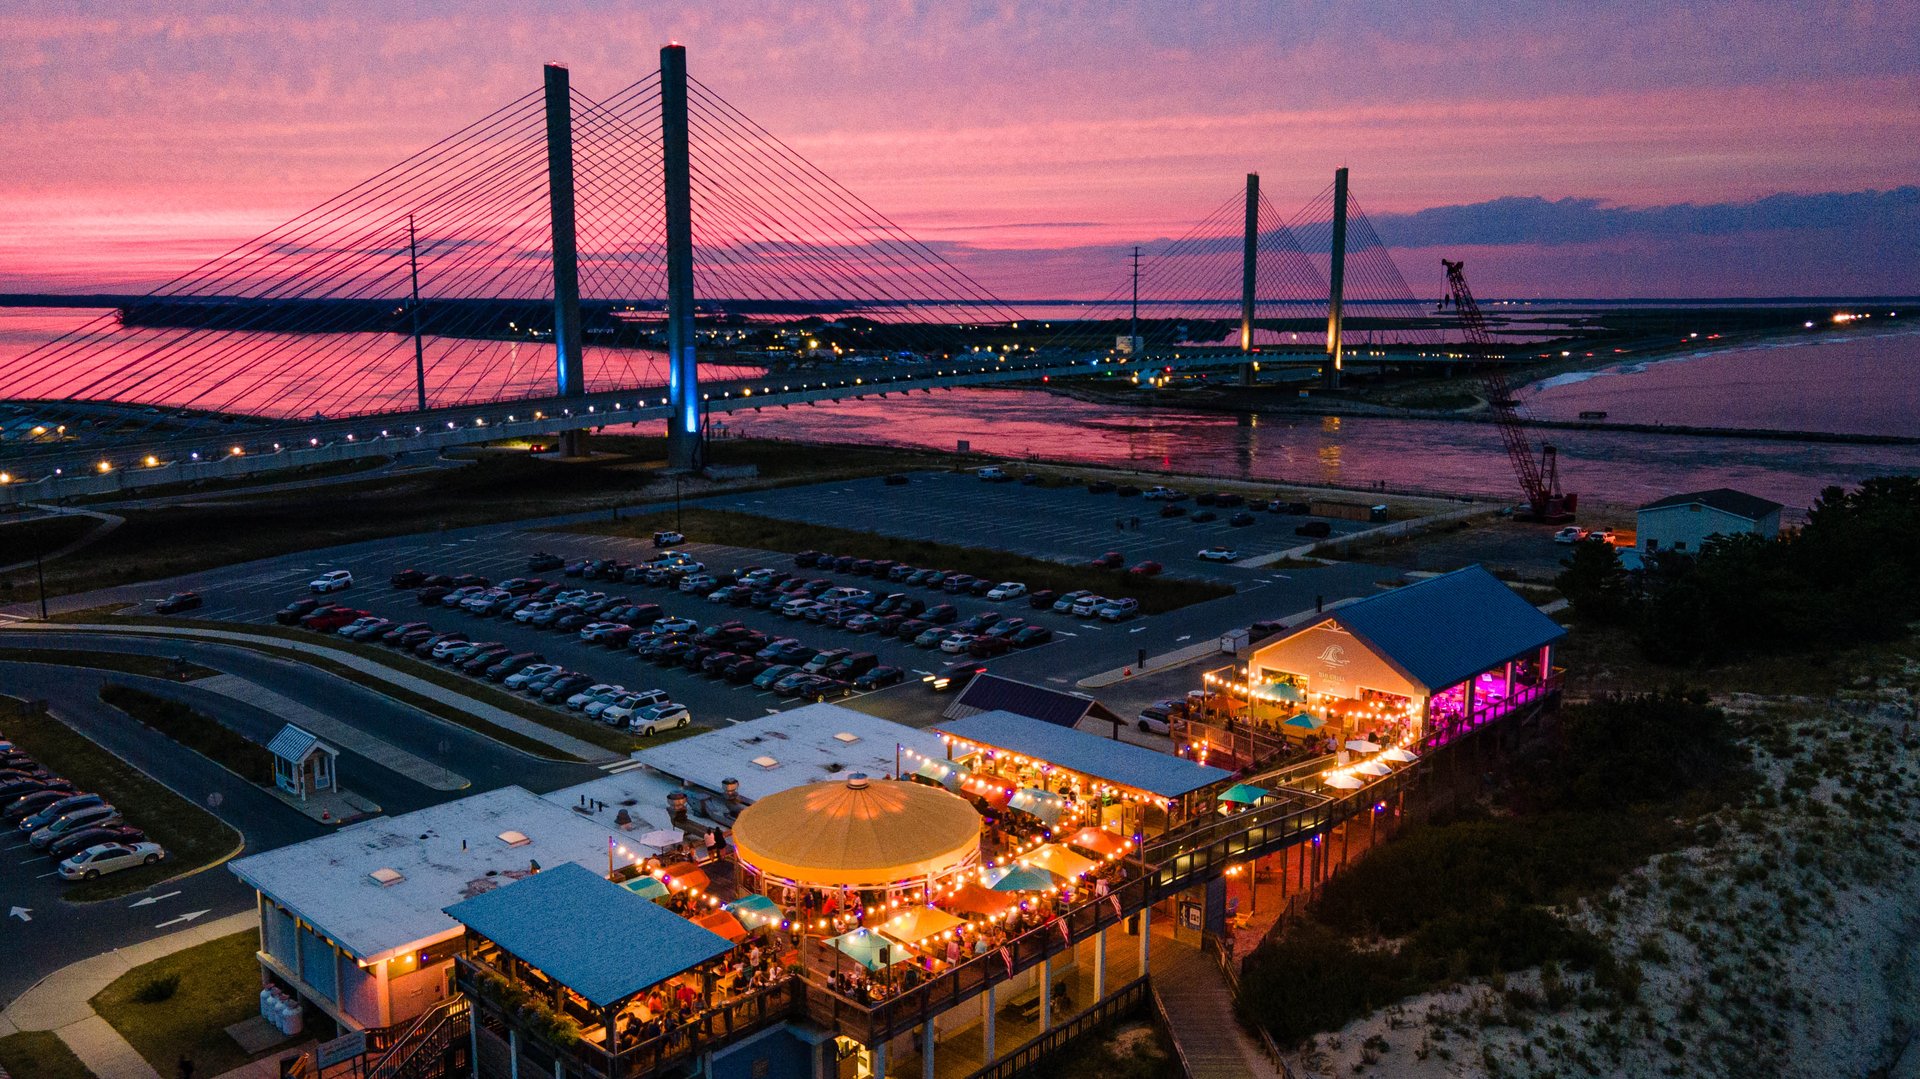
top-left (985, 865), bottom-right (1059, 892)
top-left (1283, 712), bottom-right (1324, 731)
top-left (1266, 683), bottom-right (1305, 703)
top-left (1218, 783), bottom-right (1269, 805)
top-left (622, 876), bottom-right (668, 901)
top-left (724, 893), bottom-right (782, 930)
top-left (827, 929), bottom-right (906, 970)
top-left (1008, 788), bottom-right (1065, 825)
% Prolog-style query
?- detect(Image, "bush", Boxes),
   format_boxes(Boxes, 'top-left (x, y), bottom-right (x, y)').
top-left (131, 973), bottom-right (181, 1004)
top-left (99, 684), bottom-right (275, 784)
top-left (1238, 923), bottom-right (1413, 1044)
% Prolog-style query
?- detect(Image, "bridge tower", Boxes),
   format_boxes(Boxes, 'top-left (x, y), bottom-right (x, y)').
top-left (1323, 166), bottom-right (1348, 389)
top-left (1239, 172), bottom-right (1259, 386)
top-left (543, 64), bottom-right (588, 457)
top-left (661, 44), bottom-right (702, 471)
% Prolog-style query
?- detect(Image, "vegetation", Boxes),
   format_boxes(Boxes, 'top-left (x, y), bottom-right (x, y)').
top-left (0, 512), bottom-right (98, 564)
top-left (567, 508), bottom-right (1236, 614)
top-left (99, 684), bottom-right (275, 784)
top-left (0, 1030), bottom-right (93, 1079)
top-left (1559, 476), bottom-right (1920, 665)
top-left (0, 698), bottom-right (241, 901)
top-left (1239, 691), bottom-right (1748, 1045)
top-left (91, 931), bottom-right (268, 1076)
top-left (0, 647), bottom-right (215, 680)
top-left (1050, 1016), bottom-right (1180, 1079)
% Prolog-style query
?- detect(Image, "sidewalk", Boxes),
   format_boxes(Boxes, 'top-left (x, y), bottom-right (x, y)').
top-left (0, 622), bottom-right (616, 763)
top-left (196, 673), bottom-right (469, 791)
top-left (0, 910), bottom-right (256, 1079)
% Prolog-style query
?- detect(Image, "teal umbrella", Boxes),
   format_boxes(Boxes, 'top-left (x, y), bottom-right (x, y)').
top-left (1266, 682), bottom-right (1305, 703)
top-left (725, 893), bottom-right (783, 930)
top-left (622, 876), bottom-right (668, 901)
top-left (985, 865), bottom-right (1059, 892)
top-left (1283, 712), bottom-right (1324, 731)
top-left (827, 929), bottom-right (906, 970)
top-left (1218, 783), bottom-right (1269, 805)
top-left (1008, 788), bottom-right (1065, 825)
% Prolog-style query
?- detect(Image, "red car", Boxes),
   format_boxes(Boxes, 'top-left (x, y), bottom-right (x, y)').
top-left (968, 635), bottom-right (1014, 658)
top-left (1128, 561), bottom-right (1163, 577)
top-left (302, 606), bottom-right (367, 632)
top-left (1090, 551), bottom-right (1124, 569)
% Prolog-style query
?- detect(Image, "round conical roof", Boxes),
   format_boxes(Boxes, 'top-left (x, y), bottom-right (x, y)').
top-left (732, 774), bottom-right (981, 888)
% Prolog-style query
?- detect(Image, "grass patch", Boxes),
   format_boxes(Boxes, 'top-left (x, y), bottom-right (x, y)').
top-left (99, 684), bottom-right (275, 784)
top-left (564, 508), bottom-right (1236, 614)
top-left (0, 697), bottom-right (241, 902)
top-left (0, 513), bottom-right (98, 562)
top-left (91, 931), bottom-right (266, 1077)
top-left (0, 1030), bottom-right (93, 1079)
top-left (71, 616), bottom-right (615, 758)
top-left (0, 646), bottom-right (216, 680)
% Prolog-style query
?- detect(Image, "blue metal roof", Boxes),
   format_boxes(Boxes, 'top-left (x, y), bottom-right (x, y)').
top-left (444, 863), bottom-right (732, 1008)
top-left (933, 711), bottom-right (1233, 799)
top-left (1330, 566), bottom-right (1565, 692)
top-left (947, 674), bottom-right (1118, 728)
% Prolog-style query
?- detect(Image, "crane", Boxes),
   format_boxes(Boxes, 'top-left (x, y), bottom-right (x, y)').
top-left (1440, 258), bottom-right (1574, 521)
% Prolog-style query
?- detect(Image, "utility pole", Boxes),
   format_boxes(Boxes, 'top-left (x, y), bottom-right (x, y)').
top-left (1324, 166), bottom-right (1348, 390)
top-left (543, 63), bottom-right (587, 456)
top-left (1240, 172), bottom-right (1259, 387)
top-left (662, 44), bottom-right (702, 472)
top-left (407, 215), bottom-right (428, 412)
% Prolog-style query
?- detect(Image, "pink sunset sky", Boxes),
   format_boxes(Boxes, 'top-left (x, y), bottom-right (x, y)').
top-left (2, 1), bottom-right (1917, 298)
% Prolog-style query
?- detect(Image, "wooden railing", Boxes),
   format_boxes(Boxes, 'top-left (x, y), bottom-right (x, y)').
top-left (959, 977), bottom-right (1150, 1079)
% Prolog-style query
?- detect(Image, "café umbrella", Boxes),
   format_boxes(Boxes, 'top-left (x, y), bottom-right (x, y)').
top-left (622, 876), bottom-right (669, 901)
top-left (1283, 713), bottom-right (1324, 731)
top-left (984, 865), bottom-right (1059, 892)
top-left (1345, 739), bottom-right (1382, 753)
top-left (1323, 773), bottom-right (1364, 790)
top-left (1218, 783), bottom-right (1269, 805)
top-left (1353, 760), bottom-right (1392, 777)
top-left (724, 893), bottom-right (783, 930)
top-left (827, 928), bottom-right (908, 970)
top-left (1381, 747), bottom-right (1418, 763)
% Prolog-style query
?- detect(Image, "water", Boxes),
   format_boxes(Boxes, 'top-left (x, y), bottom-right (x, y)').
top-left (6, 305), bottom-right (1916, 512)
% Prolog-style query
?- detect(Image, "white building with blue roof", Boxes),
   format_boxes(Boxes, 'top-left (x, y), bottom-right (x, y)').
top-left (1239, 566), bottom-right (1566, 745)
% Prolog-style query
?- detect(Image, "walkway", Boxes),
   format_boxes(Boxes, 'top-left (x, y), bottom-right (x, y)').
top-left (1150, 941), bottom-right (1280, 1079)
top-left (0, 622), bottom-right (615, 762)
top-left (196, 673), bottom-right (469, 790)
top-left (0, 910), bottom-right (257, 1079)
top-left (0, 505), bottom-right (124, 574)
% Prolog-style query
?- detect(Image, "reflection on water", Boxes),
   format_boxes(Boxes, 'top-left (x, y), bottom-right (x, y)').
top-left (729, 386), bottom-right (1920, 512)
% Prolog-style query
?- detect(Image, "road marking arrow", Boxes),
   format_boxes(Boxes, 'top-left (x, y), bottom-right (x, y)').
top-left (9, 906), bottom-right (30, 922)
top-left (131, 891), bottom-right (182, 908)
top-left (155, 909), bottom-right (209, 929)
top-left (1175, 635), bottom-right (1192, 642)
top-left (1129, 626), bottom-right (1147, 633)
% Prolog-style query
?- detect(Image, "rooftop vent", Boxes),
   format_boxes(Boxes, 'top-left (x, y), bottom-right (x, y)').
top-left (833, 732), bottom-right (860, 744)
top-left (369, 867), bottom-right (405, 887)
top-left (751, 755), bottom-right (778, 769)
top-left (497, 830), bottom-right (531, 847)
top-left (846, 773), bottom-right (870, 790)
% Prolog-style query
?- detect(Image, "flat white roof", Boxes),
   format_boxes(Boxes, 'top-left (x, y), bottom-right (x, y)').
top-left (229, 786), bottom-right (619, 963)
top-left (541, 769), bottom-right (724, 844)
top-left (631, 705), bottom-right (945, 803)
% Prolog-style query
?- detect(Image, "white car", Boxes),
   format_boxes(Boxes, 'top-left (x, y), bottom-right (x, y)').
top-left (653, 615), bottom-right (698, 634)
top-left (1197, 547), bottom-right (1241, 562)
top-left (503, 663), bottom-right (562, 690)
top-left (335, 616), bottom-right (382, 636)
top-left (939, 632), bottom-right (976, 654)
top-left (554, 589), bottom-right (593, 606)
top-left (817, 586), bottom-right (870, 605)
top-left (578, 622), bottom-right (626, 643)
top-left (1552, 526), bottom-right (1589, 544)
top-left (440, 585), bottom-right (485, 607)
top-left (513, 601), bottom-right (556, 623)
top-left (572, 685), bottom-right (627, 713)
top-left (429, 637), bottom-right (475, 660)
top-left (977, 467), bottom-right (1008, 481)
top-left (1052, 590), bottom-right (1094, 614)
top-left (1097, 598), bottom-right (1140, 622)
top-left (1071, 595), bottom-right (1109, 617)
top-left (986, 582), bottom-right (1027, 601)
top-left (309, 570), bottom-right (353, 593)
top-left (679, 574), bottom-right (718, 594)
top-left (781, 599), bottom-right (822, 620)
top-left (603, 689), bottom-right (671, 726)
top-left (59, 841), bottom-right (165, 881)
top-left (584, 691), bottom-right (636, 721)
top-left (462, 588), bottom-right (509, 612)
top-left (629, 702), bottom-right (691, 736)
top-left (1143, 486), bottom-right (1179, 500)
top-left (564, 682), bottom-right (620, 710)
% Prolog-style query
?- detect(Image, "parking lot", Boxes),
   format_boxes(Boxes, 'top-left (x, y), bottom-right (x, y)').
top-left (171, 529), bottom-right (1134, 737)
top-left (704, 470), bottom-right (1374, 574)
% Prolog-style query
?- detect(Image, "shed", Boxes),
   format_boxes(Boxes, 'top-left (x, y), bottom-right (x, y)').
top-left (268, 724), bottom-right (338, 802)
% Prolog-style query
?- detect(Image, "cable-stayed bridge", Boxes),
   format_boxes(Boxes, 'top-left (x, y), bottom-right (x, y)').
top-left (0, 46), bottom-right (1477, 504)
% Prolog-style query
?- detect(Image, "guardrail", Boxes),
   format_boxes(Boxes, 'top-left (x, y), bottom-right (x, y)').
top-left (959, 977), bottom-right (1151, 1079)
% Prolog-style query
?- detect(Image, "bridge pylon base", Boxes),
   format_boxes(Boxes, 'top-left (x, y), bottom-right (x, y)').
top-left (558, 429), bottom-right (587, 458)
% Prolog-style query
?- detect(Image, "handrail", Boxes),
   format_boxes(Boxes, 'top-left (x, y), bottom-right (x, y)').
top-left (367, 995), bottom-right (468, 1079)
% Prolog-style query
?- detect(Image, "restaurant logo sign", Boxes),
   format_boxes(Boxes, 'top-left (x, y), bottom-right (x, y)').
top-left (1316, 644), bottom-right (1353, 670)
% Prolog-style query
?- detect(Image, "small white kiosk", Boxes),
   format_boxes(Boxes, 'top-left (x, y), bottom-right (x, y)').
top-left (269, 724), bottom-right (339, 802)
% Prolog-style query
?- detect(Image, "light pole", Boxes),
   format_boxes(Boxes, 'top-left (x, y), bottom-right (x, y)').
top-left (36, 554), bottom-right (47, 621)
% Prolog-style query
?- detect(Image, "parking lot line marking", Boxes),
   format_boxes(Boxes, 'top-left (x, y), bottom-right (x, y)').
top-left (36, 870), bottom-right (60, 878)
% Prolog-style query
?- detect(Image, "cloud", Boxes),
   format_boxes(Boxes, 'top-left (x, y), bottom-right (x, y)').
top-left (1365, 188), bottom-right (1920, 249)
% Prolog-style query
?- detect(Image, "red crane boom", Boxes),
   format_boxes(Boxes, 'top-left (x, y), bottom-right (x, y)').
top-left (1441, 258), bottom-right (1573, 521)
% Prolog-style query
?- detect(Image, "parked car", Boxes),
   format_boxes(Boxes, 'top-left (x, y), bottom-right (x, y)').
top-left (154, 591), bottom-right (203, 614)
top-left (1197, 547), bottom-right (1240, 562)
top-left (844, 613), bottom-right (883, 633)
top-left (968, 635), bottom-right (1013, 658)
top-left (1089, 552), bottom-right (1124, 569)
top-left (1053, 590), bottom-right (1095, 613)
top-left (527, 552), bottom-right (566, 571)
top-left (977, 466), bottom-right (1010, 481)
top-left (1097, 598), bottom-right (1141, 622)
top-left (1071, 595), bottom-right (1109, 617)
top-left (1159, 504), bottom-right (1188, 518)
top-left (922, 603), bottom-right (959, 625)
top-left (275, 597), bottom-right (324, 625)
top-left (309, 569), bottom-right (353, 593)
top-left (1189, 510), bottom-right (1219, 523)
top-left (723, 657), bottom-right (769, 684)
top-left (459, 645), bottom-right (512, 674)
top-left (985, 582), bottom-right (1027, 601)
top-left (389, 569), bottom-right (427, 588)
top-left (31, 803), bottom-right (123, 849)
top-left (1086, 481), bottom-right (1115, 494)
top-left (630, 702), bottom-right (691, 736)
top-left (853, 666), bottom-right (905, 690)
top-left (1128, 561), bottom-right (1163, 576)
top-left (4, 790), bottom-right (77, 825)
top-left (939, 632), bottom-right (977, 654)
top-left (913, 626), bottom-right (950, 648)
top-left (380, 621), bottom-right (431, 644)
top-left (983, 617), bottom-right (1027, 639)
top-left (504, 663), bottom-right (563, 690)
top-left (47, 823), bottom-right (145, 862)
top-left (542, 674), bottom-right (595, 704)
top-left (58, 841), bottom-right (165, 880)
top-left (567, 683), bottom-right (624, 711)
top-left (753, 664), bottom-right (800, 690)
top-left (302, 607), bottom-right (364, 632)
top-left (653, 530), bottom-right (686, 548)
top-left (18, 794), bottom-right (107, 834)
top-left (1009, 625), bottom-right (1054, 647)
top-left (1294, 521), bottom-right (1332, 538)
top-left (416, 586), bottom-right (451, 606)
top-left (413, 631), bottom-right (466, 658)
top-left (825, 652), bottom-right (879, 678)
top-left (1229, 512), bottom-right (1256, 527)
top-left (803, 648), bottom-right (852, 673)
top-left (485, 652), bottom-right (544, 682)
